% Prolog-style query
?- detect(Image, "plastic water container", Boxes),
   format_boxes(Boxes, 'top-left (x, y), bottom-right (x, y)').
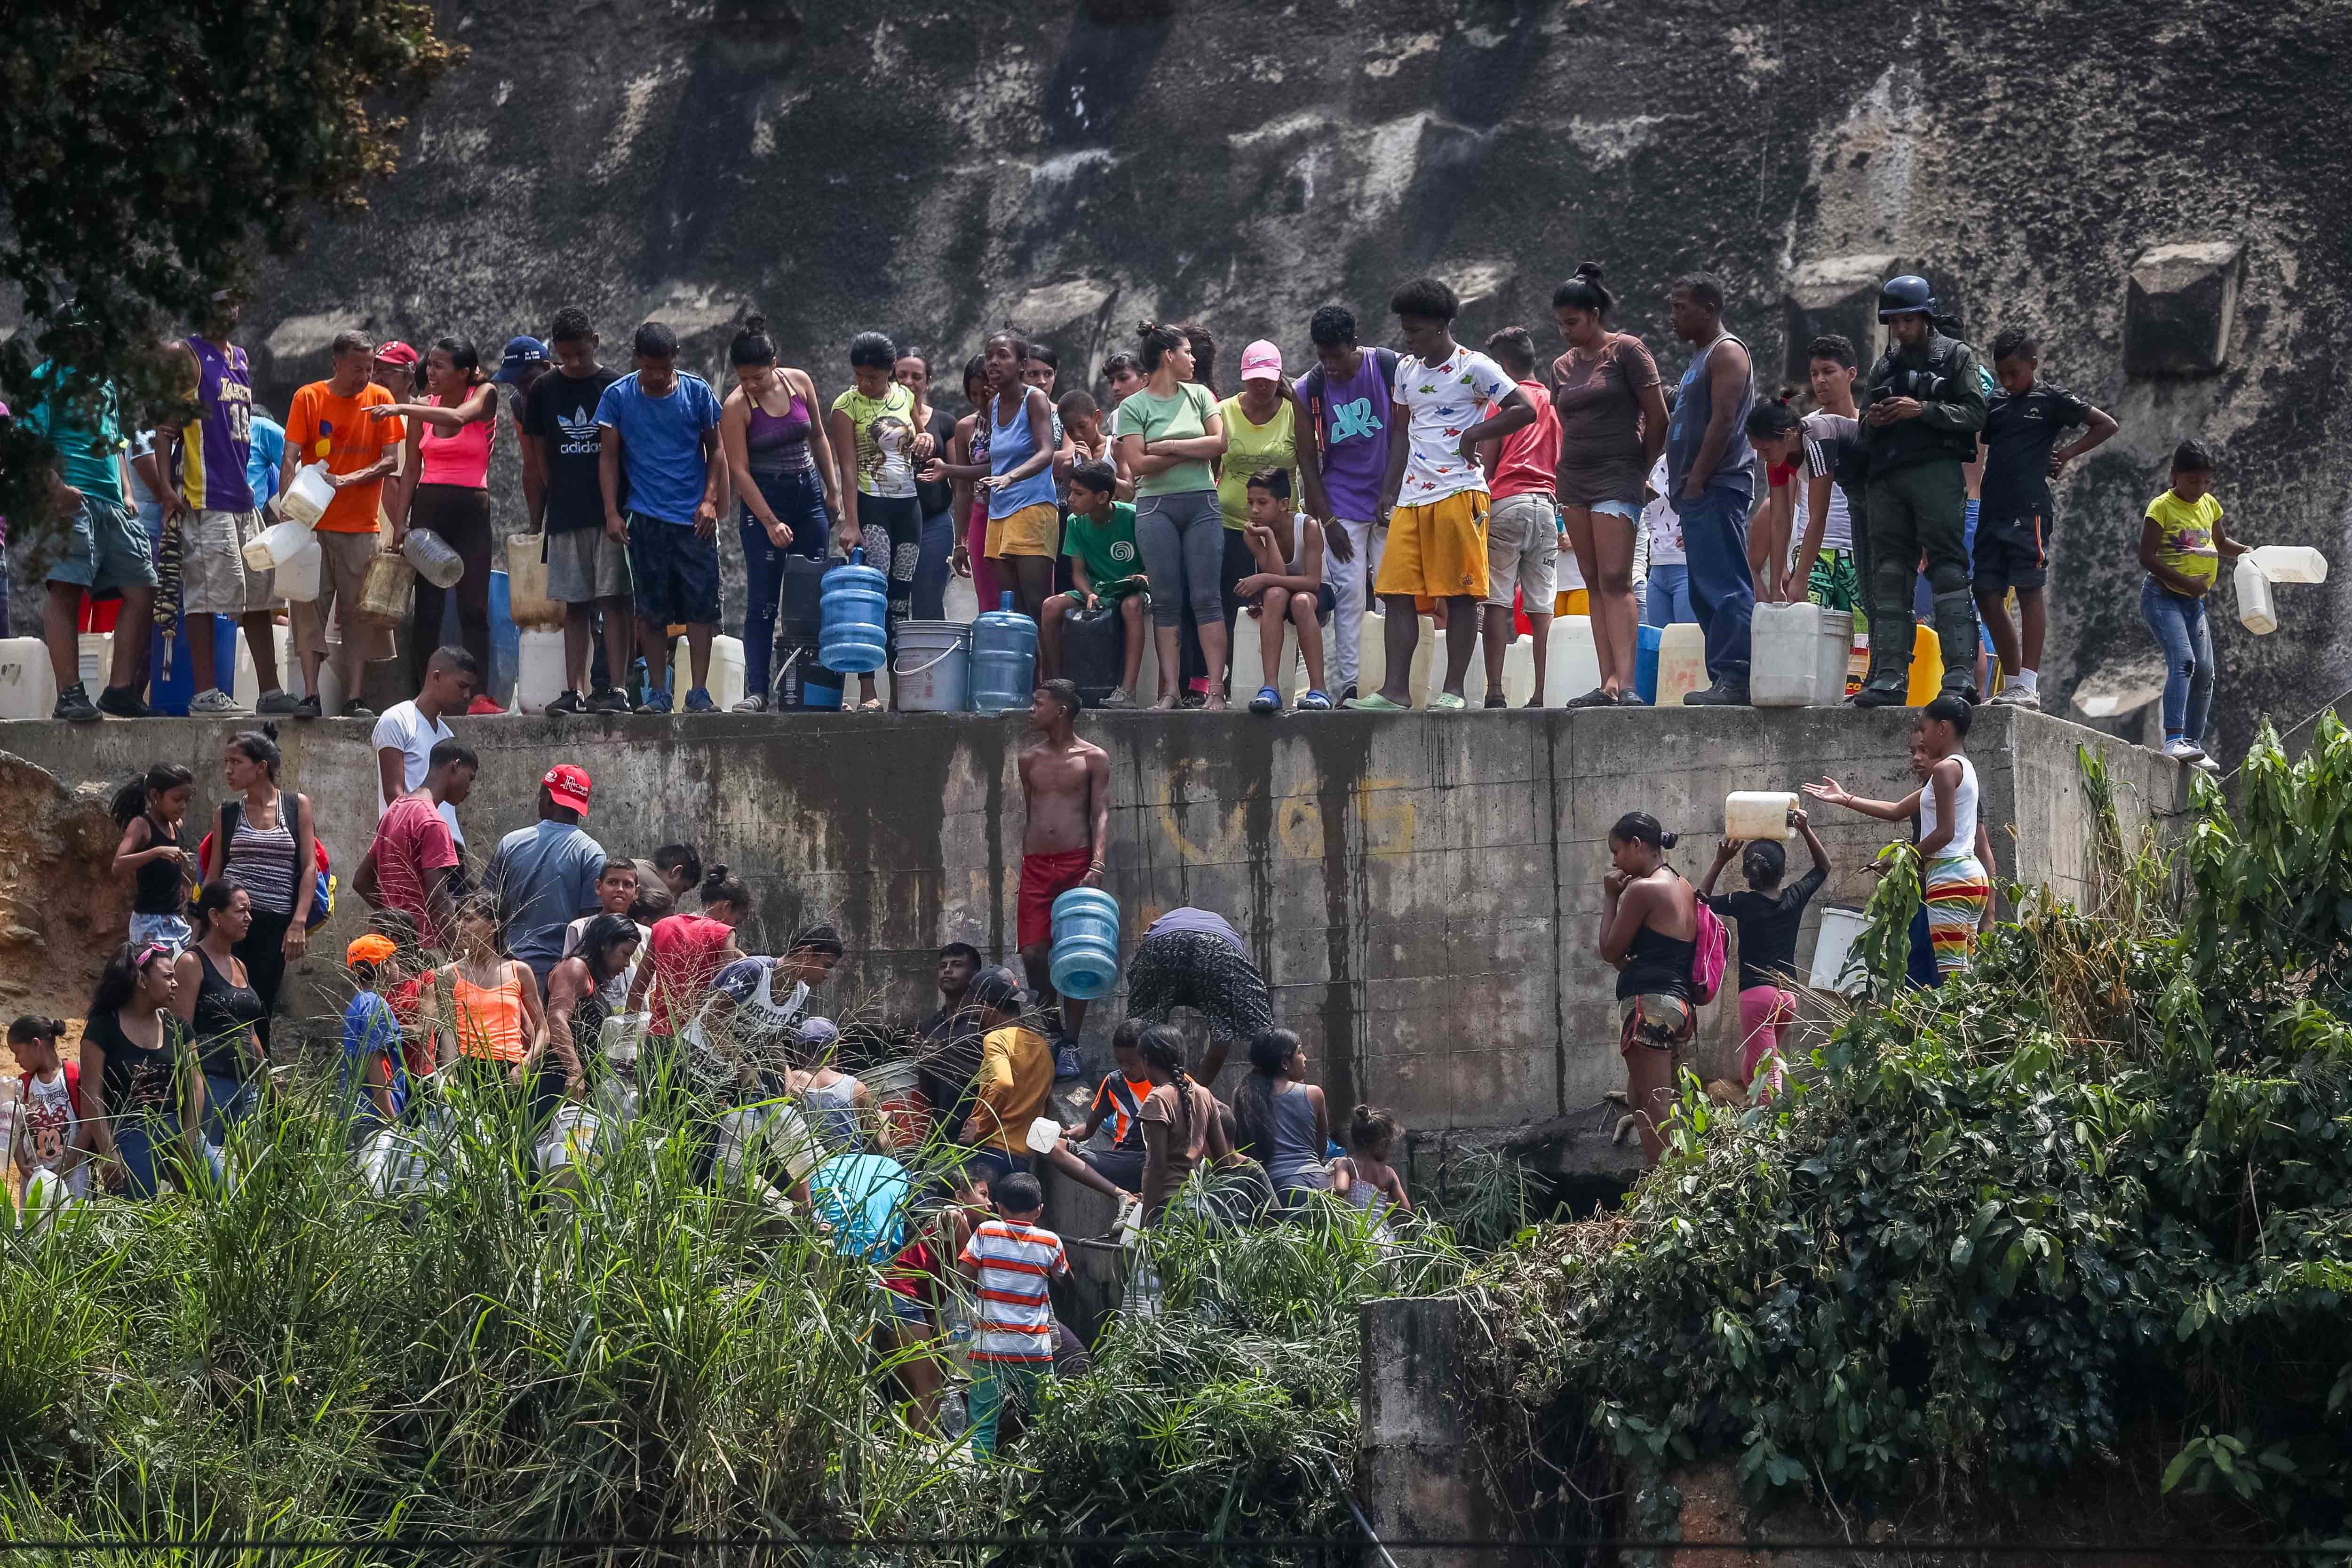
top-left (672, 633), bottom-right (746, 708)
top-left (819, 549), bottom-right (889, 675)
top-left (970, 592), bottom-right (1038, 713)
top-left (279, 462), bottom-right (335, 528)
top-left (1807, 906), bottom-right (1872, 993)
top-left (1635, 624), bottom-right (1663, 704)
top-left (2236, 557), bottom-right (2279, 634)
top-left (276, 533), bottom-right (323, 602)
top-left (1546, 614), bottom-right (1602, 705)
top-left (1817, 612), bottom-right (1855, 709)
top-left (506, 542), bottom-right (564, 629)
top-left (1049, 886), bottom-right (1121, 1000)
top-left (1725, 790), bottom-right (1798, 842)
top-left (357, 551), bottom-right (416, 627)
top-left (515, 629), bottom-right (569, 713)
top-left (1905, 625), bottom-right (1944, 707)
top-left (893, 621), bottom-right (970, 712)
top-left (801, 668), bottom-right (845, 709)
top-left (1356, 612), bottom-right (1435, 708)
top-left (862, 1060), bottom-right (930, 1154)
top-left (402, 528), bottom-right (465, 588)
top-left (1025, 1116), bottom-right (1065, 1155)
top-left (2250, 544), bottom-right (2327, 584)
top-left (242, 517), bottom-right (314, 572)
top-left (1750, 601), bottom-right (1826, 706)
top-left (75, 631), bottom-right (111, 691)
top-left (1655, 622), bottom-right (1708, 707)
top-left (277, 625), bottom-right (348, 713)
top-left (0, 637), bottom-right (56, 718)
top-left (148, 616), bottom-right (240, 716)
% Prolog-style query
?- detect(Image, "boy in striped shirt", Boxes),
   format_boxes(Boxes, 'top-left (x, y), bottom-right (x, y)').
top-left (956, 1170), bottom-right (1069, 1456)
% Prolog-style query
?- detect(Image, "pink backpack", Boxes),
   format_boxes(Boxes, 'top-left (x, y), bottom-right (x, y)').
top-left (1689, 899), bottom-right (1728, 1006)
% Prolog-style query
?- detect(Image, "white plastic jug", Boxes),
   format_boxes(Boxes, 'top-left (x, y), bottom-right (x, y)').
top-left (1656, 622), bottom-right (1708, 707)
top-left (76, 631), bottom-right (111, 691)
top-left (2250, 544), bottom-right (2328, 584)
top-left (1725, 790), bottom-right (1798, 841)
top-left (1545, 614), bottom-right (1602, 706)
top-left (1356, 612), bottom-right (1436, 707)
top-left (2236, 557), bottom-right (2279, 635)
top-left (1025, 1116), bottom-right (1065, 1154)
top-left (242, 517), bottom-right (315, 572)
top-left (1750, 601), bottom-right (1826, 706)
top-left (0, 637), bottom-right (57, 719)
top-left (279, 462), bottom-right (335, 528)
top-left (672, 634), bottom-right (746, 709)
top-left (1816, 611), bottom-right (1855, 709)
top-left (276, 534), bottom-right (323, 602)
top-left (515, 629), bottom-right (568, 714)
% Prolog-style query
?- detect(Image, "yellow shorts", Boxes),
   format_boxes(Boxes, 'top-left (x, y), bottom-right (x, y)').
top-left (1375, 489), bottom-right (1489, 600)
top-left (1554, 587), bottom-right (1590, 617)
top-left (986, 502), bottom-right (1060, 559)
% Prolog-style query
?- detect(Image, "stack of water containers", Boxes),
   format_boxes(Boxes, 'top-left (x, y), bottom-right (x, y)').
top-left (1049, 887), bottom-right (1121, 1001)
top-left (816, 548), bottom-right (888, 708)
top-left (969, 593), bottom-right (1037, 713)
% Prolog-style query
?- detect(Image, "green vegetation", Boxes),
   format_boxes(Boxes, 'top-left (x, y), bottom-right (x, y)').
top-left (1470, 723), bottom-right (2352, 1546)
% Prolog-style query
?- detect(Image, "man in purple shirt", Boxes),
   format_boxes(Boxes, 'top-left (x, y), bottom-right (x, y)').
top-left (1294, 306), bottom-right (1399, 704)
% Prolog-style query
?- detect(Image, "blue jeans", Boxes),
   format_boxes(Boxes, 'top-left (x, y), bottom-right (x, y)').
top-left (914, 509), bottom-right (956, 621)
top-left (115, 1114), bottom-right (214, 1198)
top-left (2141, 576), bottom-right (2215, 744)
top-left (1644, 565), bottom-right (1695, 627)
top-left (203, 1071), bottom-right (262, 1149)
top-left (1677, 485), bottom-right (1754, 685)
top-left (741, 470), bottom-right (832, 699)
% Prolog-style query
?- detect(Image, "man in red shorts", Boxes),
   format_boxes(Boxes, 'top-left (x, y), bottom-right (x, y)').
top-left (1017, 678), bottom-right (1111, 1075)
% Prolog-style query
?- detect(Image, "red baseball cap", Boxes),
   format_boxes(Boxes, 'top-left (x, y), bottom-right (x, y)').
top-left (372, 340), bottom-right (420, 369)
top-left (543, 764), bottom-right (592, 815)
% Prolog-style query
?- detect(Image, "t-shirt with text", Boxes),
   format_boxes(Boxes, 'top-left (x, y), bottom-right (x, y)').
top-left (596, 371), bottom-right (723, 525)
top-left (1393, 346), bottom-right (1514, 505)
top-left (286, 380), bottom-right (403, 533)
top-left (525, 366), bottom-right (623, 532)
top-left (1295, 347), bottom-right (1398, 524)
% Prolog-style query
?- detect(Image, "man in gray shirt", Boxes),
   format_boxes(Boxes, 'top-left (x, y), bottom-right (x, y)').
top-left (485, 764), bottom-right (607, 992)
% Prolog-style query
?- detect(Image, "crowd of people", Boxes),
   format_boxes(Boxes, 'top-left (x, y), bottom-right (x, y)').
top-left (7, 265), bottom-right (2250, 757)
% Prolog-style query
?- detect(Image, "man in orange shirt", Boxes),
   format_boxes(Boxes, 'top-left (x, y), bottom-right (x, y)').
top-left (281, 329), bottom-right (405, 718)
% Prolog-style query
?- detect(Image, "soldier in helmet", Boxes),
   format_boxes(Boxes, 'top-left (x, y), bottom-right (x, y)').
top-left (1852, 275), bottom-right (1988, 707)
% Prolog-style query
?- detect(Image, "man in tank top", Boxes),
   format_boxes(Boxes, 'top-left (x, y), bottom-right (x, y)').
top-left (1662, 273), bottom-right (1756, 708)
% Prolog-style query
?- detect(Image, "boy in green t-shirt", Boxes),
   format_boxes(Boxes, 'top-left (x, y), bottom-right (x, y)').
top-left (1041, 459), bottom-right (1148, 706)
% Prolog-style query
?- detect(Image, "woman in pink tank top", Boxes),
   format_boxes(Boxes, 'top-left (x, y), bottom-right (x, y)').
top-left (376, 338), bottom-right (501, 710)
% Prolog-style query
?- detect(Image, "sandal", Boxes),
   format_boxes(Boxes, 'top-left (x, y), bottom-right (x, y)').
top-left (858, 697), bottom-right (886, 713)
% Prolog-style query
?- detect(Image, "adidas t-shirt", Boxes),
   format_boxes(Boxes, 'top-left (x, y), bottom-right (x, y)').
top-left (524, 367), bottom-right (623, 532)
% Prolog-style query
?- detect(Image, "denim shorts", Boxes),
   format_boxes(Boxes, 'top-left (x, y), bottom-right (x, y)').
top-left (626, 513), bottom-right (721, 625)
top-left (51, 493), bottom-right (160, 595)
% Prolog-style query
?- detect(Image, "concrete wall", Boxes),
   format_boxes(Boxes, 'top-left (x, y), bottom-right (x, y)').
top-left (0, 706), bottom-right (2183, 1160)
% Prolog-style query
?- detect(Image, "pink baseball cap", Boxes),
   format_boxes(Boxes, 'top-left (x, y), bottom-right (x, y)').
top-left (1240, 339), bottom-right (1284, 382)
top-left (542, 764), bottom-right (592, 815)
top-left (372, 340), bottom-right (420, 369)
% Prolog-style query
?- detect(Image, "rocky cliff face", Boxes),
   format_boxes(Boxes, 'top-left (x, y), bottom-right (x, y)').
top-left (240, 0), bottom-right (2352, 746)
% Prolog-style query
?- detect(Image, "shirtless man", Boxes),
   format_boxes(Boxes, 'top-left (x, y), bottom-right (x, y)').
top-left (1017, 678), bottom-right (1112, 1062)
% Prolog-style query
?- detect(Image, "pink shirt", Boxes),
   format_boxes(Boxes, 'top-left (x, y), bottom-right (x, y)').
top-left (418, 391), bottom-right (495, 488)
top-left (646, 913), bottom-right (736, 1035)
top-left (1486, 380), bottom-right (1562, 502)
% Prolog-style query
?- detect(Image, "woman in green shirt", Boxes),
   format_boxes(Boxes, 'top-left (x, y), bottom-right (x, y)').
top-left (1112, 324), bottom-right (1230, 708)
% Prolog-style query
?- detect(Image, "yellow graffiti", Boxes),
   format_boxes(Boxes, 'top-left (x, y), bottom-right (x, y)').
top-left (1156, 775), bottom-right (1417, 867)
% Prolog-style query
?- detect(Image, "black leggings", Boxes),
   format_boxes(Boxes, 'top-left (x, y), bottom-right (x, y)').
top-left (233, 905), bottom-right (292, 1055)
top-left (409, 485), bottom-right (495, 689)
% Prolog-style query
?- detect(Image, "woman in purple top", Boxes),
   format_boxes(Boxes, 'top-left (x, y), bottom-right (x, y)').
top-left (719, 315), bottom-right (842, 711)
top-left (1549, 265), bottom-right (1668, 707)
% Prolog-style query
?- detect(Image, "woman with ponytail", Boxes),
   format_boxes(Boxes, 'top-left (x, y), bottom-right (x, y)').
top-left (1549, 265), bottom-right (1669, 706)
top-left (1113, 323), bottom-right (1231, 708)
top-left (111, 762), bottom-right (196, 949)
top-left (375, 336), bottom-right (501, 706)
top-left (1744, 391), bottom-right (1808, 603)
top-left (1135, 1023), bottom-right (1232, 1222)
top-left (721, 313), bottom-right (842, 710)
top-left (1597, 812), bottom-right (1699, 1165)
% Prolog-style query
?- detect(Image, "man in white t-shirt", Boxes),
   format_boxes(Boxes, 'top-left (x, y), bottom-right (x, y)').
top-left (374, 646), bottom-right (479, 845)
top-left (1343, 277), bottom-right (1533, 712)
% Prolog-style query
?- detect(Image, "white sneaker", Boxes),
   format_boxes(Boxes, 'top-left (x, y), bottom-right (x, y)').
top-left (1988, 686), bottom-right (2040, 709)
top-left (2163, 737), bottom-right (2205, 761)
top-left (189, 687), bottom-right (246, 716)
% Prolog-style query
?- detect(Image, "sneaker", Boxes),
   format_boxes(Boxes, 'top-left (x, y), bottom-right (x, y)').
top-left (1298, 689), bottom-right (1333, 710)
top-left (1682, 680), bottom-right (1750, 707)
top-left (1848, 684), bottom-right (1909, 709)
top-left (1987, 685), bottom-right (2040, 709)
top-left (189, 687), bottom-right (245, 716)
top-left (731, 692), bottom-right (770, 713)
top-left (683, 686), bottom-right (718, 713)
top-left (546, 689), bottom-right (588, 717)
top-left (254, 689), bottom-right (303, 717)
top-left (1250, 686), bottom-right (1281, 714)
top-left (51, 682), bottom-right (101, 723)
top-left (1564, 687), bottom-right (1618, 710)
top-left (466, 695), bottom-right (506, 716)
top-left (2193, 753), bottom-right (2222, 773)
top-left (1429, 692), bottom-right (1468, 711)
top-left (339, 701), bottom-right (377, 720)
top-left (586, 687), bottom-right (633, 715)
top-left (1099, 688), bottom-right (1136, 709)
top-left (2163, 737), bottom-right (2206, 761)
top-left (635, 687), bottom-right (674, 716)
top-left (1053, 1040), bottom-right (1084, 1081)
top-left (1342, 692), bottom-right (1407, 711)
top-left (95, 685), bottom-right (155, 719)
top-left (1179, 690), bottom-right (1207, 710)
top-left (292, 694), bottom-right (323, 720)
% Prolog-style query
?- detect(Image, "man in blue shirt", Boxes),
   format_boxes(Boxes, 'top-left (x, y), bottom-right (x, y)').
top-left (483, 764), bottom-right (608, 995)
top-left (595, 321), bottom-right (725, 714)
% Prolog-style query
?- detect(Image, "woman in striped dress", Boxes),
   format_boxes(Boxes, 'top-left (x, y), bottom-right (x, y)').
top-left (1804, 694), bottom-right (1994, 978)
top-left (201, 727), bottom-right (318, 1052)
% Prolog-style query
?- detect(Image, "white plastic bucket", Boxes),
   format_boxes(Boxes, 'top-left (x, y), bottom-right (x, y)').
top-left (1808, 905), bottom-right (1873, 993)
top-left (243, 518), bottom-right (315, 572)
top-left (672, 633), bottom-right (746, 709)
top-left (279, 463), bottom-right (335, 528)
top-left (76, 631), bottom-right (111, 691)
top-left (1816, 612), bottom-right (1855, 709)
top-left (893, 620), bottom-right (971, 712)
top-left (1656, 622), bottom-right (1708, 707)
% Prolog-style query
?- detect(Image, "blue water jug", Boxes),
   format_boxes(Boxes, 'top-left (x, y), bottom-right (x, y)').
top-left (969, 592), bottom-right (1037, 713)
top-left (819, 549), bottom-right (888, 675)
top-left (1636, 624), bottom-right (1662, 705)
top-left (148, 615), bottom-right (240, 716)
top-left (1049, 887), bottom-right (1121, 1000)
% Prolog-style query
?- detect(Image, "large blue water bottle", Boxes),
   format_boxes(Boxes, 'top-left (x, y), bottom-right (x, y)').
top-left (1635, 624), bottom-right (1663, 705)
top-left (969, 592), bottom-right (1037, 712)
top-left (819, 549), bottom-right (888, 675)
top-left (1049, 887), bottom-right (1122, 1000)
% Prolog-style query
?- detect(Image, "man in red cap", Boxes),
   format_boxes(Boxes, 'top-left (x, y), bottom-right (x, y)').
top-left (483, 763), bottom-right (608, 993)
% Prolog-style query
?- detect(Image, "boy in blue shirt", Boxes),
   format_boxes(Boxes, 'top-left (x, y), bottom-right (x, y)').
top-left (342, 934), bottom-right (410, 1134)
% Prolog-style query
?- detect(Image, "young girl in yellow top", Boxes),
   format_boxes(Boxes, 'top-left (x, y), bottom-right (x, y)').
top-left (2137, 439), bottom-right (2248, 764)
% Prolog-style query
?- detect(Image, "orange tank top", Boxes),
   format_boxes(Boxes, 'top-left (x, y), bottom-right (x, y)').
top-left (451, 967), bottom-right (527, 1062)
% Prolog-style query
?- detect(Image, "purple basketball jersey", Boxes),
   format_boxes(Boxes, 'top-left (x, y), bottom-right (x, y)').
top-left (178, 335), bottom-right (256, 512)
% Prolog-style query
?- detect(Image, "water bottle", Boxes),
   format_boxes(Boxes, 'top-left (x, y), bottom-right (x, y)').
top-left (818, 549), bottom-right (888, 675)
top-left (1049, 887), bottom-right (1121, 1000)
top-left (969, 592), bottom-right (1038, 712)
